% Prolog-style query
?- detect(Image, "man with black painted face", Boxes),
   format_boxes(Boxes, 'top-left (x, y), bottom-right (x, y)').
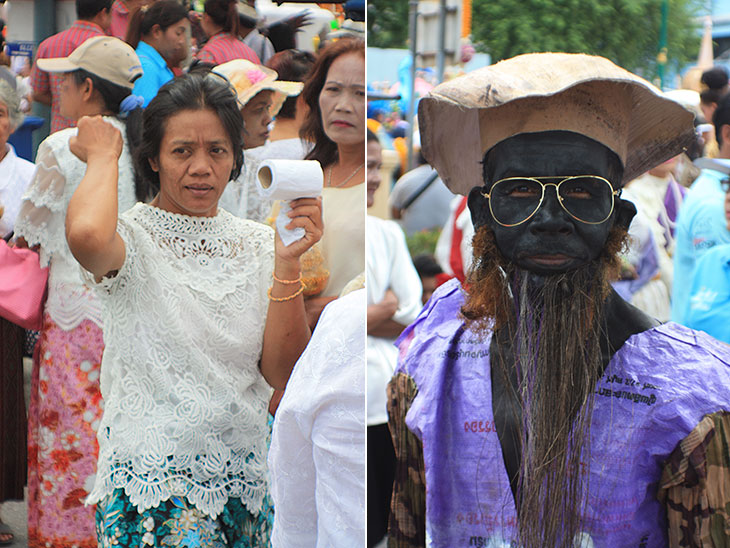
top-left (387, 53), bottom-right (730, 548)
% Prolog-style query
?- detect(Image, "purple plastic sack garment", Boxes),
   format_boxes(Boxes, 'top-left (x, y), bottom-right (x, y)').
top-left (396, 279), bottom-right (730, 548)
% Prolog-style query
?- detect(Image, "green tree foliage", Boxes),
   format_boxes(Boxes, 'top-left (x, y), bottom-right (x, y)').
top-left (470, 0), bottom-right (704, 79)
top-left (367, 0), bottom-right (705, 79)
top-left (368, 0), bottom-right (410, 48)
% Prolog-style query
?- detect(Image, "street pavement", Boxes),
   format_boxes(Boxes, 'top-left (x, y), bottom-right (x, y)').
top-left (2, 492), bottom-right (27, 547)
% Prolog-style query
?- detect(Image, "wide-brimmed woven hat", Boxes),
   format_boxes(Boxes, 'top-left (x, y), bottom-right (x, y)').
top-left (214, 60), bottom-right (303, 117)
top-left (37, 36), bottom-right (142, 90)
top-left (418, 52), bottom-right (695, 195)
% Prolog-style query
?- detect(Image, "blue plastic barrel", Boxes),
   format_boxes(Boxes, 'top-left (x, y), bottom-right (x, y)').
top-left (9, 116), bottom-right (45, 161)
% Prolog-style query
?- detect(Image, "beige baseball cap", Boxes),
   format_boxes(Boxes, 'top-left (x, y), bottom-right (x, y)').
top-left (37, 36), bottom-right (143, 90)
top-left (418, 52), bottom-right (695, 195)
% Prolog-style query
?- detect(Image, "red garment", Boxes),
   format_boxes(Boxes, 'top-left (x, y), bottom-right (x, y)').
top-left (108, 0), bottom-right (129, 40)
top-left (31, 21), bottom-right (105, 133)
top-left (448, 196), bottom-right (469, 283)
top-left (195, 32), bottom-right (261, 65)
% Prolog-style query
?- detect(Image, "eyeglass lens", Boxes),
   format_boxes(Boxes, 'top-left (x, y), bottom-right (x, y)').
top-left (489, 177), bottom-right (614, 225)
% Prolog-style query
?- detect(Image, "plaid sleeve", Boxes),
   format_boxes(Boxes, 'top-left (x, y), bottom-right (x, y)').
top-left (195, 46), bottom-right (215, 64)
top-left (387, 372), bottom-right (427, 548)
top-left (30, 42), bottom-right (50, 95)
top-left (657, 411), bottom-right (730, 547)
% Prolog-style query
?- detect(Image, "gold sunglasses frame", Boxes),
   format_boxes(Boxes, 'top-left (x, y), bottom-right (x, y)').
top-left (480, 175), bottom-right (622, 227)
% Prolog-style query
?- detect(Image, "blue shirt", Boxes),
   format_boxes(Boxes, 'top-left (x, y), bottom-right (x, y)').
top-left (671, 168), bottom-right (730, 322)
top-left (133, 41), bottom-right (174, 107)
top-left (684, 243), bottom-right (730, 344)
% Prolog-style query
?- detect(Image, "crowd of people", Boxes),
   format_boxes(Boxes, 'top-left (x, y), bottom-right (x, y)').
top-left (3, 0), bottom-right (730, 546)
top-left (0, 0), bottom-right (365, 546)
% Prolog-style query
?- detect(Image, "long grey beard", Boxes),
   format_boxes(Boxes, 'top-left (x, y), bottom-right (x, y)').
top-left (497, 265), bottom-right (607, 548)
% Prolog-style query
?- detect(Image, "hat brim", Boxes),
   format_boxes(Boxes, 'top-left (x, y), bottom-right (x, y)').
top-left (238, 81), bottom-right (304, 117)
top-left (36, 57), bottom-right (79, 74)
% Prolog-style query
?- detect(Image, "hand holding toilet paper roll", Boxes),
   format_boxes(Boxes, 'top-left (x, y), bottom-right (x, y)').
top-left (256, 159), bottom-right (324, 246)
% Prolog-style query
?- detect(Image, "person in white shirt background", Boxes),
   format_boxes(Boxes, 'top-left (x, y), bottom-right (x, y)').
top-left (268, 286), bottom-right (366, 548)
top-left (0, 77), bottom-right (34, 240)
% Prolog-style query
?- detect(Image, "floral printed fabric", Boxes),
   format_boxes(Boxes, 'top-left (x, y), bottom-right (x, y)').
top-left (27, 315), bottom-right (104, 548)
top-left (96, 489), bottom-right (273, 547)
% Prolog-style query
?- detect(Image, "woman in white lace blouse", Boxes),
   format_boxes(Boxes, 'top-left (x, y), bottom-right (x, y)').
top-left (13, 36), bottom-right (143, 548)
top-left (65, 72), bottom-right (322, 546)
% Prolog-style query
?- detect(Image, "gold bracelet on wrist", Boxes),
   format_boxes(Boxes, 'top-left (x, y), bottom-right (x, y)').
top-left (267, 284), bottom-right (304, 302)
top-left (272, 272), bottom-right (302, 285)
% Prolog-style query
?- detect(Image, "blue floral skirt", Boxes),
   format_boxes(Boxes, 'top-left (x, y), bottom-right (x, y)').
top-left (95, 488), bottom-right (274, 547)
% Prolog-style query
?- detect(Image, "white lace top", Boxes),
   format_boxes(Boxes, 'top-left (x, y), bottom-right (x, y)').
top-left (86, 203), bottom-right (275, 519)
top-left (13, 117), bottom-right (136, 330)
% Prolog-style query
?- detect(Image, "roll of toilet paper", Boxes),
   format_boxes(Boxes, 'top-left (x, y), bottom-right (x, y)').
top-left (256, 159), bottom-right (324, 246)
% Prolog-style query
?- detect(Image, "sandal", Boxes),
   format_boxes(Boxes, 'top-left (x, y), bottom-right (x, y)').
top-left (0, 521), bottom-right (13, 545)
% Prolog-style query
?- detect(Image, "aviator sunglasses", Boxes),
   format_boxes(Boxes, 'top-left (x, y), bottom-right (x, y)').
top-left (481, 175), bottom-right (622, 227)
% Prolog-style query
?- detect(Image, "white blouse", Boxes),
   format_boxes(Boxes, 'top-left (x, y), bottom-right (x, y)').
top-left (14, 117), bottom-right (137, 330)
top-left (85, 203), bottom-right (276, 518)
top-left (0, 143), bottom-right (35, 238)
top-left (269, 288), bottom-right (366, 547)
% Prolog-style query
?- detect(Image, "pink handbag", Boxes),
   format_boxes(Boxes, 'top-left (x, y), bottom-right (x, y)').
top-left (0, 239), bottom-right (48, 330)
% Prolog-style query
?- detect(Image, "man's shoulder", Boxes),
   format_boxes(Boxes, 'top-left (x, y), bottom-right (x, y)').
top-left (111, 0), bottom-right (128, 14)
top-left (626, 322), bottom-right (730, 375)
top-left (395, 280), bottom-right (471, 370)
top-left (36, 33), bottom-right (61, 56)
top-left (37, 23), bottom-right (103, 57)
top-left (686, 168), bottom-right (725, 198)
top-left (411, 278), bottom-right (464, 324)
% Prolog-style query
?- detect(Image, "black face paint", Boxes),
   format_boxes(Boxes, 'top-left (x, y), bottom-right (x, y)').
top-left (467, 131), bottom-right (634, 276)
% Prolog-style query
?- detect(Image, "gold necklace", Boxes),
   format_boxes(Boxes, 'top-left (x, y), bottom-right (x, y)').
top-left (327, 162), bottom-right (365, 188)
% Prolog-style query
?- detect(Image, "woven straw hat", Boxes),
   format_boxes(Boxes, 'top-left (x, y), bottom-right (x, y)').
top-left (37, 36), bottom-right (142, 90)
top-left (214, 60), bottom-right (303, 117)
top-left (418, 52), bottom-right (695, 195)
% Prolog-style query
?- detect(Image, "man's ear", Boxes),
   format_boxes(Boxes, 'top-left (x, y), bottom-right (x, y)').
top-left (467, 186), bottom-right (492, 230)
top-left (613, 197), bottom-right (636, 231)
top-left (150, 23), bottom-right (163, 39)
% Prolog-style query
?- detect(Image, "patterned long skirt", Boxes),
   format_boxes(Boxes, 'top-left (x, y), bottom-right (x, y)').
top-left (27, 314), bottom-right (104, 548)
top-left (96, 489), bottom-right (274, 547)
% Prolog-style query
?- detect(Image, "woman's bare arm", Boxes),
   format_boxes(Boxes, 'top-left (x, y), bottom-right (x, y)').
top-left (260, 197), bottom-right (324, 389)
top-left (65, 116), bottom-right (126, 280)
